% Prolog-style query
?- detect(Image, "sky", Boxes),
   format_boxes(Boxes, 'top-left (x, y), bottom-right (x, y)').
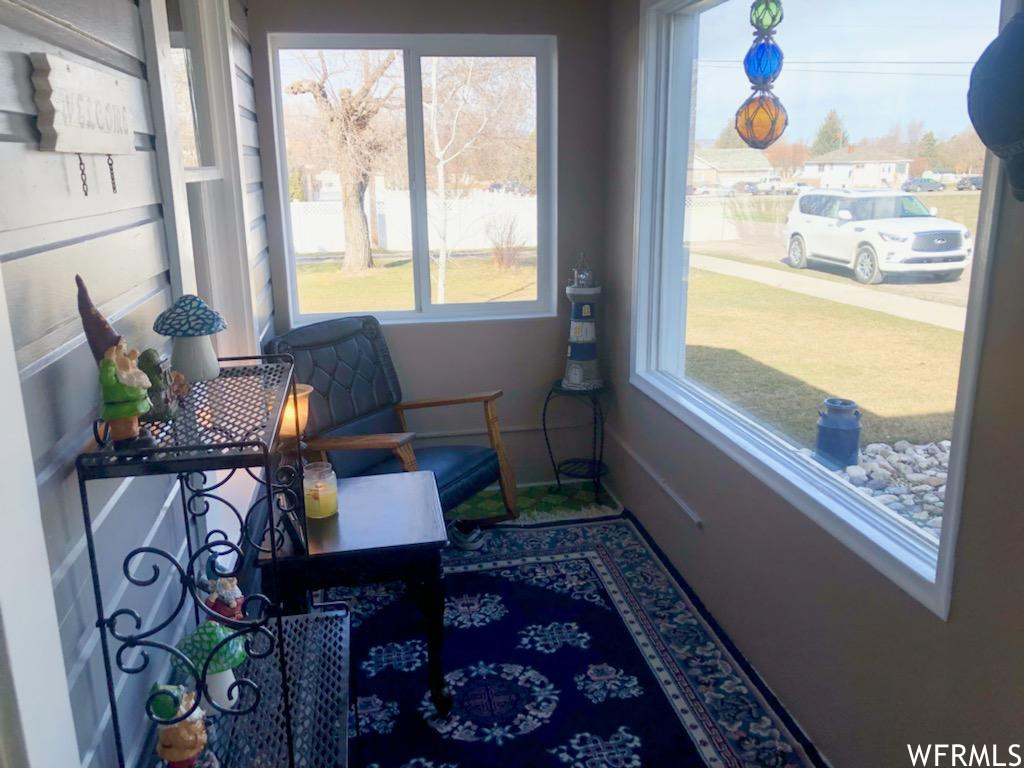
top-left (694, 0), bottom-right (1002, 144)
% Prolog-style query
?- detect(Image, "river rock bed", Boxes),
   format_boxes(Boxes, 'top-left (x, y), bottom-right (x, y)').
top-left (840, 440), bottom-right (949, 536)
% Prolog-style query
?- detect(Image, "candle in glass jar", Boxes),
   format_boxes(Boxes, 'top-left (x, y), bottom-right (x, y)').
top-left (303, 462), bottom-right (338, 519)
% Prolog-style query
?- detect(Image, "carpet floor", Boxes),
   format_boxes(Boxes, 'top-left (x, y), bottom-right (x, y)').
top-left (328, 512), bottom-right (822, 768)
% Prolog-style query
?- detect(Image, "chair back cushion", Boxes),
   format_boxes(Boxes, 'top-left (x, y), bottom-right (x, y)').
top-left (265, 317), bottom-right (403, 475)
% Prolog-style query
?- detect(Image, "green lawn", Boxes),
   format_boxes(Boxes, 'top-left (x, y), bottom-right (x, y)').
top-left (296, 256), bottom-right (537, 313)
top-left (297, 257), bottom-right (962, 449)
top-left (686, 270), bottom-right (962, 447)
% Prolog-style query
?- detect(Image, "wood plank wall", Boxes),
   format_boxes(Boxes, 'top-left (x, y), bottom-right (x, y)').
top-left (230, 0), bottom-right (274, 345)
top-left (0, 1), bottom-right (199, 765)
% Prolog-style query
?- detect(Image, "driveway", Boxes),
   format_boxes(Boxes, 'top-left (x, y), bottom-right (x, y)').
top-left (691, 230), bottom-right (972, 309)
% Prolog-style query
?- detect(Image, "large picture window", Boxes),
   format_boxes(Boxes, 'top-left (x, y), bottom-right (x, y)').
top-left (633, 0), bottom-right (1004, 615)
top-left (270, 34), bottom-right (556, 323)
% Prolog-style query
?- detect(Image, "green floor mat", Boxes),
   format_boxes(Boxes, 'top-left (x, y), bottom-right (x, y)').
top-left (449, 482), bottom-right (621, 526)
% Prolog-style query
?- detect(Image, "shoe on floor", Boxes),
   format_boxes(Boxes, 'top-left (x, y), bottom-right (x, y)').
top-left (448, 523), bottom-right (486, 551)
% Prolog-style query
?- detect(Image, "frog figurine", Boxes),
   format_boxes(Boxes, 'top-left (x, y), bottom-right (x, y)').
top-left (138, 348), bottom-right (187, 422)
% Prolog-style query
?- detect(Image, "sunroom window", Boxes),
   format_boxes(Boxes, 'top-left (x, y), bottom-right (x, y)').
top-left (270, 34), bottom-right (556, 323)
top-left (634, 0), bottom-right (1002, 614)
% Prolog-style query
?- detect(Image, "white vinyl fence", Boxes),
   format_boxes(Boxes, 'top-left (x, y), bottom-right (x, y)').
top-left (290, 189), bottom-right (538, 255)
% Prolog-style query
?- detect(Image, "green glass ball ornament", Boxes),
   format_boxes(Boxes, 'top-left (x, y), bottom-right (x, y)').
top-left (750, 0), bottom-right (784, 32)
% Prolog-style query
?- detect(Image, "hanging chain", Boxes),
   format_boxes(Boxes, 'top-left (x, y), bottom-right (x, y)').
top-left (106, 154), bottom-right (118, 194)
top-left (77, 153), bottom-right (89, 197)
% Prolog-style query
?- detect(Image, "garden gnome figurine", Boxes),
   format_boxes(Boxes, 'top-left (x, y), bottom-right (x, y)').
top-left (561, 253), bottom-right (603, 391)
top-left (76, 276), bottom-right (154, 447)
top-left (968, 12), bottom-right (1024, 201)
top-left (205, 576), bottom-right (245, 623)
top-left (155, 691), bottom-right (208, 768)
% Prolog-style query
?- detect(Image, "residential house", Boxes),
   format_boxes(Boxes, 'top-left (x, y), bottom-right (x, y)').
top-left (803, 146), bottom-right (911, 189)
top-left (692, 147), bottom-right (773, 188)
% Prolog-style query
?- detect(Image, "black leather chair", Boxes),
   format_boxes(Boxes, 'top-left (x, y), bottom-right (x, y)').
top-left (265, 316), bottom-right (517, 521)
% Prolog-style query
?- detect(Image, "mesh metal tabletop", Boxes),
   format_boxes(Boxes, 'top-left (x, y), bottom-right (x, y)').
top-left (77, 361), bottom-right (294, 479)
top-left (206, 612), bottom-right (350, 768)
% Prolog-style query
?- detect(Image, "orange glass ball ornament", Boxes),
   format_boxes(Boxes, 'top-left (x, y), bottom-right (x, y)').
top-left (734, 92), bottom-right (788, 149)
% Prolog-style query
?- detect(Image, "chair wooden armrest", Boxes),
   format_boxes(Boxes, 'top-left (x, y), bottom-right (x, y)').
top-left (305, 432), bottom-right (418, 471)
top-left (394, 390), bottom-right (517, 519)
top-left (395, 390), bottom-right (503, 412)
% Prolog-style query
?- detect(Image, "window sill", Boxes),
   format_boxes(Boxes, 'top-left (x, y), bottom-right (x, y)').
top-left (291, 306), bottom-right (558, 327)
top-left (629, 368), bottom-right (948, 619)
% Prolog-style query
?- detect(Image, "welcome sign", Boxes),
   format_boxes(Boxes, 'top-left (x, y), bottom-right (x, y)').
top-left (29, 53), bottom-right (135, 155)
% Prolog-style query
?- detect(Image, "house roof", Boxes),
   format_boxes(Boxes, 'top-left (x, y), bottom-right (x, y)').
top-left (694, 148), bottom-right (772, 172)
top-left (806, 146), bottom-right (910, 165)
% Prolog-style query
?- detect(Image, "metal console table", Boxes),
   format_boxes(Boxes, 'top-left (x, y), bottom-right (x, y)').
top-left (75, 355), bottom-right (349, 768)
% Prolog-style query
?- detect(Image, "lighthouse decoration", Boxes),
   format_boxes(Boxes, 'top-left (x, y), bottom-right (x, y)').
top-left (561, 254), bottom-right (603, 391)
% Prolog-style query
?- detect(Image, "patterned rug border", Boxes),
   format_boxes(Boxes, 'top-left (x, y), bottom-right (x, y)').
top-left (455, 509), bottom-right (828, 768)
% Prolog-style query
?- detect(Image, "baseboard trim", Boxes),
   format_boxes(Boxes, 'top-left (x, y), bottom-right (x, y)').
top-left (605, 425), bottom-right (703, 528)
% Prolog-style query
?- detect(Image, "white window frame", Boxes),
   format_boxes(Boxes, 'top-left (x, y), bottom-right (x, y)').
top-left (631, 0), bottom-right (1007, 618)
top-left (267, 32), bottom-right (558, 326)
top-left (145, 0), bottom-right (259, 356)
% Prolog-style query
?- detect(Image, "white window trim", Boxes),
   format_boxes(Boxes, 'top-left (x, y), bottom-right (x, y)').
top-left (267, 32), bottom-right (558, 327)
top-left (146, 0), bottom-right (259, 357)
top-left (631, 0), bottom-right (1008, 619)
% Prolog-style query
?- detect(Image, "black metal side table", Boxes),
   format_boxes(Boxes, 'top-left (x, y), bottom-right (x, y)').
top-left (541, 379), bottom-right (608, 499)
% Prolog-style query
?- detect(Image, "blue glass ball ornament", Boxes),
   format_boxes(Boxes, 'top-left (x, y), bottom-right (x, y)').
top-left (743, 38), bottom-right (784, 88)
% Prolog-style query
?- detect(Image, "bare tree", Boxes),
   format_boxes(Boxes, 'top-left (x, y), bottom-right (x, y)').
top-left (286, 51), bottom-right (399, 272)
top-left (423, 56), bottom-right (533, 302)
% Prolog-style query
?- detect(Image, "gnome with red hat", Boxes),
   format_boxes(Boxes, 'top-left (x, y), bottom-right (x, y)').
top-left (76, 275), bottom-right (156, 447)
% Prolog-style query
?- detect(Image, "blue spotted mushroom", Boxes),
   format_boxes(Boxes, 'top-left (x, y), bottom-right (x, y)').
top-left (153, 295), bottom-right (226, 382)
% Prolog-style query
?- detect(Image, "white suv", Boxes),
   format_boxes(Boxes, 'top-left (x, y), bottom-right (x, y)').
top-left (783, 189), bottom-right (972, 283)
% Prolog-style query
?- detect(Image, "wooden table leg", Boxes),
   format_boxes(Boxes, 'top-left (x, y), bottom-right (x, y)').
top-left (408, 551), bottom-right (452, 718)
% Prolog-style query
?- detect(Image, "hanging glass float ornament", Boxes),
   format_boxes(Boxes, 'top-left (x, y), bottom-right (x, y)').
top-left (735, 0), bottom-right (787, 149)
top-left (750, 0), bottom-right (783, 33)
top-left (743, 38), bottom-right (783, 89)
top-left (736, 92), bottom-right (787, 149)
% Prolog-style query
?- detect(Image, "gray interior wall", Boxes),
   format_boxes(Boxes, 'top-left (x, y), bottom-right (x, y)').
top-left (604, 1), bottom-right (1024, 765)
top-left (246, 0), bottom-right (610, 481)
top-left (230, 0), bottom-right (274, 345)
top-left (0, 2), bottom-right (187, 766)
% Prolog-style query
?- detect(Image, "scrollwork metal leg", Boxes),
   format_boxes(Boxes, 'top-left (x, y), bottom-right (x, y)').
top-left (78, 474), bottom-right (126, 768)
top-left (262, 454), bottom-right (297, 768)
top-left (542, 389), bottom-right (561, 491)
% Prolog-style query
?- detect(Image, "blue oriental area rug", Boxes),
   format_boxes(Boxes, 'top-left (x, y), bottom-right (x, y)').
top-left (328, 514), bottom-right (822, 768)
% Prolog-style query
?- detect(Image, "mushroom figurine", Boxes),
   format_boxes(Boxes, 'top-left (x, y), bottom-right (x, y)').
top-left (173, 621), bottom-right (247, 712)
top-left (153, 296), bottom-right (226, 382)
top-left (155, 690), bottom-right (207, 768)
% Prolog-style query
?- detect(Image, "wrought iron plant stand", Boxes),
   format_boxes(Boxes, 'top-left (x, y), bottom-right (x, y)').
top-left (75, 355), bottom-right (349, 768)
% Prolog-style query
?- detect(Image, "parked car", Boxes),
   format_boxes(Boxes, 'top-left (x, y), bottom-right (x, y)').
top-left (734, 181), bottom-right (758, 195)
top-left (790, 181), bottom-right (813, 195)
top-left (783, 190), bottom-right (972, 284)
top-left (755, 176), bottom-right (795, 195)
top-left (694, 184), bottom-right (735, 197)
top-left (902, 177), bottom-right (946, 192)
top-left (956, 175), bottom-right (983, 191)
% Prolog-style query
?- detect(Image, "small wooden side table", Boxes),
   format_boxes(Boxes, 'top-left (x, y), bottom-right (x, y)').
top-left (541, 379), bottom-right (609, 499)
top-left (259, 471), bottom-right (452, 715)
